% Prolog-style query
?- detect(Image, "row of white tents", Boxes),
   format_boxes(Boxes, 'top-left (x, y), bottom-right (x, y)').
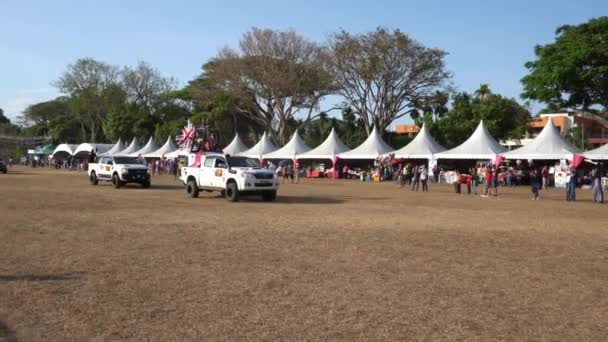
top-left (51, 118), bottom-right (608, 163)
top-left (51, 137), bottom-right (181, 160)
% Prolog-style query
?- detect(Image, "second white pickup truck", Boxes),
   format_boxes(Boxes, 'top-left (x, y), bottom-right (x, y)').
top-left (180, 153), bottom-right (279, 202)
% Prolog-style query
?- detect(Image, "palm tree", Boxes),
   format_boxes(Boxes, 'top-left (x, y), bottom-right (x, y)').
top-left (474, 83), bottom-right (491, 101)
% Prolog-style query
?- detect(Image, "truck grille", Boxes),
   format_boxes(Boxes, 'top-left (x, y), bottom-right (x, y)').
top-left (253, 173), bottom-right (273, 180)
top-left (255, 182), bottom-right (274, 187)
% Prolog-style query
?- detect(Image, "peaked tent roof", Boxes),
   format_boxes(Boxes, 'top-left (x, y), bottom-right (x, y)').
top-left (392, 123), bottom-right (445, 159)
top-left (584, 143), bottom-right (608, 160)
top-left (263, 130), bottom-right (311, 159)
top-left (502, 118), bottom-right (579, 160)
top-left (238, 132), bottom-right (278, 158)
top-left (222, 134), bottom-right (249, 156)
top-left (435, 120), bottom-right (506, 160)
top-left (51, 144), bottom-right (78, 158)
top-left (73, 143), bottom-right (113, 158)
top-left (339, 127), bottom-right (393, 159)
top-left (128, 137), bottom-right (159, 157)
top-left (101, 139), bottom-right (125, 157)
top-left (145, 136), bottom-right (178, 158)
top-left (298, 128), bottom-right (351, 159)
top-left (116, 138), bottom-right (141, 155)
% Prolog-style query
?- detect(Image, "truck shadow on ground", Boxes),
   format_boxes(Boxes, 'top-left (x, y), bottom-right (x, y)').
top-left (0, 272), bottom-right (82, 283)
top-left (0, 320), bottom-right (18, 342)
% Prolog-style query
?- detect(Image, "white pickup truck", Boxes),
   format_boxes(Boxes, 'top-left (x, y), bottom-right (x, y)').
top-left (180, 153), bottom-right (279, 202)
top-left (88, 155), bottom-right (151, 188)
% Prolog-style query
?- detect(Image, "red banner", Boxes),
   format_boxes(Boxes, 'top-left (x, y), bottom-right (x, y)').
top-left (571, 154), bottom-right (584, 168)
top-left (494, 155), bottom-right (505, 168)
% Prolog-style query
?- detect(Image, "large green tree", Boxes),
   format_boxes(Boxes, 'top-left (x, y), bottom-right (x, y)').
top-left (190, 28), bottom-right (337, 145)
top-left (521, 17), bottom-right (608, 111)
top-left (54, 58), bottom-right (120, 142)
top-left (329, 27), bottom-right (451, 135)
top-left (434, 85), bottom-right (530, 147)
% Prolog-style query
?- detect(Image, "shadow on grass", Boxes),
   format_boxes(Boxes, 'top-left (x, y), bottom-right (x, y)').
top-left (0, 272), bottom-right (82, 282)
top-left (273, 196), bottom-right (344, 205)
top-left (0, 320), bottom-right (17, 342)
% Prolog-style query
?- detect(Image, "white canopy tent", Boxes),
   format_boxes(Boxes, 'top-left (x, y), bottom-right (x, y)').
top-left (238, 132), bottom-right (278, 159)
top-left (145, 136), bottom-right (178, 158)
top-left (222, 134), bottom-right (249, 156)
top-left (298, 128), bottom-right (351, 160)
top-left (263, 130), bottom-right (311, 159)
top-left (338, 127), bottom-right (393, 159)
top-left (73, 143), bottom-right (113, 158)
top-left (435, 120), bottom-right (506, 160)
top-left (164, 148), bottom-right (190, 159)
top-left (501, 118), bottom-right (579, 160)
top-left (101, 139), bottom-right (126, 157)
top-left (391, 123), bottom-right (445, 160)
top-left (116, 138), bottom-right (141, 155)
top-left (584, 143), bottom-right (608, 160)
top-left (51, 144), bottom-right (78, 159)
top-left (128, 137), bottom-right (159, 157)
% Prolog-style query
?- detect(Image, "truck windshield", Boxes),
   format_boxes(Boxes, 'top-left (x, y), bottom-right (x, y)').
top-left (114, 157), bottom-right (146, 165)
top-left (227, 157), bottom-right (259, 168)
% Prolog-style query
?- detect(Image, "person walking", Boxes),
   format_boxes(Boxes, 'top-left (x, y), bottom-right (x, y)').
top-left (420, 165), bottom-right (429, 192)
top-left (591, 166), bottom-right (604, 203)
top-left (530, 169), bottom-right (540, 200)
top-left (411, 165), bottom-right (420, 191)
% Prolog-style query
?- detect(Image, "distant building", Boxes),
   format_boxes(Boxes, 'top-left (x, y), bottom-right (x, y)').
top-left (501, 112), bottom-right (608, 149)
top-left (394, 124), bottom-right (420, 137)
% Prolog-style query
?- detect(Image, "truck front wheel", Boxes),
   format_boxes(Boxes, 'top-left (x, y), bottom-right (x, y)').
top-left (112, 174), bottom-right (122, 189)
top-left (186, 180), bottom-right (199, 198)
top-left (225, 182), bottom-right (239, 202)
top-left (90, 172), bottom-right (98, 185)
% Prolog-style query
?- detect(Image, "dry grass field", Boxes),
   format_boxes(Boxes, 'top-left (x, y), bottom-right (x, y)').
top-left (1, 166), bottom-right (607, 341)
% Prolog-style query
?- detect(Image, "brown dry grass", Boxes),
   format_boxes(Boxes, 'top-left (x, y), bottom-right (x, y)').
top-left (1, 166), bottom-right (607, 341)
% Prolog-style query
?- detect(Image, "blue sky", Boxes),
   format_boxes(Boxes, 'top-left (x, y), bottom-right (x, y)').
top-left (1, 0), bottom-right (606, 122)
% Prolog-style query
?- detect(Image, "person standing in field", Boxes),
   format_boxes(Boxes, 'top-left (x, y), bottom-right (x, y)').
top-left (482, 164), bottom-right (492, 197)
top-left (591, 166), bottom-right (604, 203)
top-left (411, 165), bottom-right (420, 191)
top-left (566, 166), bottom-right (577, 202)
top-left (541, 165), bottom-right (549, 189)
top-left (491, 165), bottom-right (499, 196)
top-left (420, 165), bottom-right (429, 192)
top-left (530, 169), bottom-right (540, 200)
top-left (469, 166), bottom-right (478, 195)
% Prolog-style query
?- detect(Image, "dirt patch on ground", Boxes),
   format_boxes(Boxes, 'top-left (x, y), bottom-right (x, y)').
top-left (1, 166), bottom-right (607, 341)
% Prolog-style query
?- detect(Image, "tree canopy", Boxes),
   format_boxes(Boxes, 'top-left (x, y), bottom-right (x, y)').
top-left (425, 85), bottom-right (530, 148)
top-left (521, 17), bottom-right (608, 112)
top-left (329, 27), bottom-right (451, 135)
top-left (191, 28), bottom-right (337, 145)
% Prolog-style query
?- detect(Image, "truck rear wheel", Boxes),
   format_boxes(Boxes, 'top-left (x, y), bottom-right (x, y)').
top-left (90, 172), bottom-right (98, 185)
top-left (225, 182), bottom-right (239, 202)
top-left (186, 180), bottom-right (199, 198)
top-left (262, 190), bottom-right (277, 201)
top-left (112, 174), bottom-right (122, 189)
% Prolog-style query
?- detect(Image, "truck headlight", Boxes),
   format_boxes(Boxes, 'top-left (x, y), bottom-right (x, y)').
top-left (147, 169), bottom-right (151, 174)
top-left (121, 168), bottom-right (129, 174)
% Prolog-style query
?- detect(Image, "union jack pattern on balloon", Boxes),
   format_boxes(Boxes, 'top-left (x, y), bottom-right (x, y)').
top-left (176, 120), bottom-right (195, 149)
